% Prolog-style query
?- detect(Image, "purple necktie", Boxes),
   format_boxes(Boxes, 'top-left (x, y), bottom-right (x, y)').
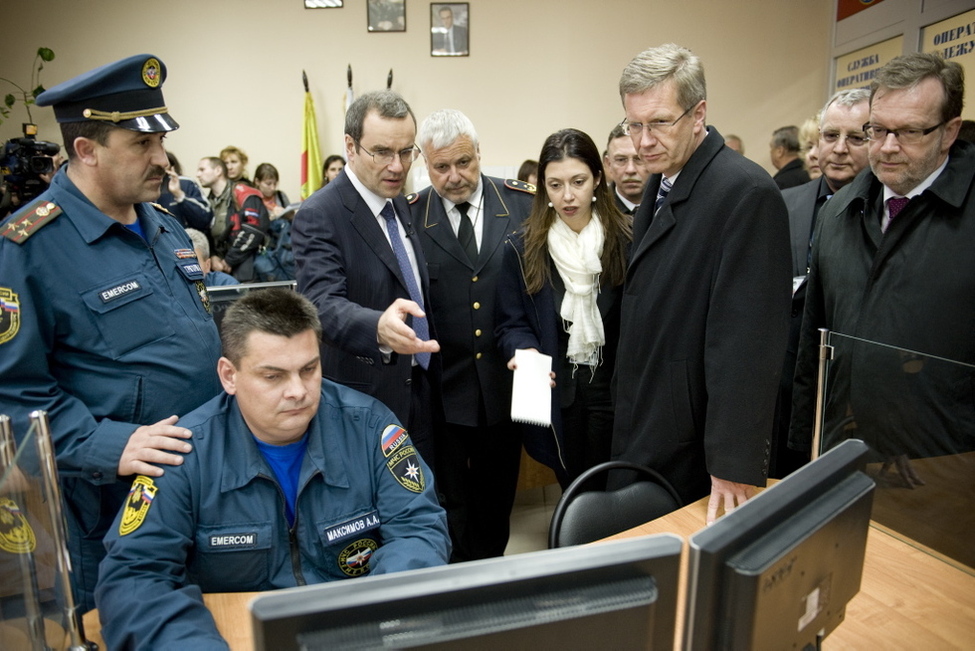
top-left (380, 201), bottom-right (430, 369)
top-left (887, 196), bottom-right (910, 222)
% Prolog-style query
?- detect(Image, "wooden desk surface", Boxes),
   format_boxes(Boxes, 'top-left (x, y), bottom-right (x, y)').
top-left (83, 592), bottom-right (258, 651)
top-left (605, 490), bottom-right (975, 650)
top-left (83, 491), bottom-right (975, 650)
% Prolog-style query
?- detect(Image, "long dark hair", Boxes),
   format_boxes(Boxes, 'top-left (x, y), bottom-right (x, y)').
top-left (321, 154), bottom-right (345, 187)
top-left (521, 128), bottom-right (631, 294)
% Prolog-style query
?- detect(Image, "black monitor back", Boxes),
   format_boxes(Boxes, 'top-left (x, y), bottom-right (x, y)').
top-left (685, 439), bottom-right (874, 650)
top-left (250, 533), bottom-right (682, 651)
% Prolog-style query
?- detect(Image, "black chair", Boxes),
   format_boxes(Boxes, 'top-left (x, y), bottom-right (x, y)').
top-left (548, 461), bottom-right (683, 548)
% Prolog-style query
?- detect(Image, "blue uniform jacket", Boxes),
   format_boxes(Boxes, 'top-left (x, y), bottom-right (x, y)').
top-left (0, 168), bottom-right (223, 609)
top-left (96, 382), bottom-right (449, 649)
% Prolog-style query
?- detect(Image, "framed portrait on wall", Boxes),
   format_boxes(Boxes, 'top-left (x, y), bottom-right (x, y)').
top-left (368, 0), bottom-right (406, 32)
top-left (431, 3), bottom-right (469, 56)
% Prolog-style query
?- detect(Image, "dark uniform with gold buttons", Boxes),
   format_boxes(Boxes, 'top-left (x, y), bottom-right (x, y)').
top-left (408, 175), bottom-right (533, 561)
top-left (0, 54), bottom-right (222, 611)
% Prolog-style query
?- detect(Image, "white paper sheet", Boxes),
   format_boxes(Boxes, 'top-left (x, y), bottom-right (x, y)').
top-left (510, 349), bottom-right (553, 427)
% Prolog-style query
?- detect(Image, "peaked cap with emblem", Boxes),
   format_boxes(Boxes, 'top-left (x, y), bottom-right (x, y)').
top-left (36, 54), bottom-right (178, 133)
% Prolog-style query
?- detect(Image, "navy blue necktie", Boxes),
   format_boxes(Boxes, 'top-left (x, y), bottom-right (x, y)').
top-left (654, 176), bottom-right (673, 214)
top-left (381, 201), bottom-right (430, 369)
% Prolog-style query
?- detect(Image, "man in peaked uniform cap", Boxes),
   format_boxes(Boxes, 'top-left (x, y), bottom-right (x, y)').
top-left (0, 54), bottom-right (222, 611)
top-left (37, 54), bottom-right (179, 132)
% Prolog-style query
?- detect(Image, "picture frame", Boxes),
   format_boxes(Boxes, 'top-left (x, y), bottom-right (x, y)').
top-left (431, 3), bottom-right (469, 56)
top-left (304, 0), bottom-right (343, 7)
top-left (368, 0), bottom-right (407, 32)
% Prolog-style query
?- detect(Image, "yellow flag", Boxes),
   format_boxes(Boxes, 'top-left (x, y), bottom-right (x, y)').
top-left (301, 91), bottom-right (323, 199)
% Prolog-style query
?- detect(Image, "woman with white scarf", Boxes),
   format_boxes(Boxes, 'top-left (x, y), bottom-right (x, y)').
top-left (495, 129), bottom-right (632, 488)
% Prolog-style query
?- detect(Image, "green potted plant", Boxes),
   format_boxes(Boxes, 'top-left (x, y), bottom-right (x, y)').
top-left (1, 47), bottom-right (56, 127)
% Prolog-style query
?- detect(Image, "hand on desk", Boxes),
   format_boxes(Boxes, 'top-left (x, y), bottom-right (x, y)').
top-left (706, 475), bottom-right (756, 525)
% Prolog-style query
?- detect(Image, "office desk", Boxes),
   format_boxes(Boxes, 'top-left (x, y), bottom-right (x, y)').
top-left (604, 492), bottom-right (975, 650)
top-left (83, 495), bottom-right (975, 650)
top-left (82, 592), bottom-right (258, 651)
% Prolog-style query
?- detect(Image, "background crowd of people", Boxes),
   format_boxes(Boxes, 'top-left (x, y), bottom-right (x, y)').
top-left (1, 36), bottom-right (973, 647)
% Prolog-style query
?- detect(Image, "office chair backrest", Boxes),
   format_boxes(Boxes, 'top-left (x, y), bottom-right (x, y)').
top-left (548, 461), bottom-right (683, 548)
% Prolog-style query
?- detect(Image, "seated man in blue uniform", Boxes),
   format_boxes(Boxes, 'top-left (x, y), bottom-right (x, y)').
top-left (95, 289), bottom-right (450, 649)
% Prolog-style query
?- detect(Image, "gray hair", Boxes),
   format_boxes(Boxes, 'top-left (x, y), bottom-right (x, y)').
top-left (820, 88), bottom-right (870, 127)
top-left (185, 228), bottom-right (209, 259)
top-left (619, 43), bottom-right (706, 110)
top-left (872, 52), bottom-right (965, 123)
top-left (771, 125), bottom-right (800, 153)
top-left (418, 109), bottom-right (479, 152)
top-left (345, 90), bottom-right (416, 143)
top-left (221, 289), bottom-right (322, 365)
top-left (606, 123), bottom-right (627, 148)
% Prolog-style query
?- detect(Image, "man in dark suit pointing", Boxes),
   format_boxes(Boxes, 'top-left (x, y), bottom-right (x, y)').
top-left (292, 90), bottom-right (440, 464)
top-left (409, 109), bottom-right (533, 560)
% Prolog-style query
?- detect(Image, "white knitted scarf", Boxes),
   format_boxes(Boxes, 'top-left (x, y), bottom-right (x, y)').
top-left (547, 212), bottom-right (605, 367)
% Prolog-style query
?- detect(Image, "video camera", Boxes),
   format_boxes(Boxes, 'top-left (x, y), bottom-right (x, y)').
top-left (1, 123), bottom-right (61, 205)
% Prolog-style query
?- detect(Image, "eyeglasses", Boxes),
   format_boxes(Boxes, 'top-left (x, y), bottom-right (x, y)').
top-left (610, 155), bottom-right (645, 167)
top-left (861, 122), bottom-right (944, 145)
top-left (819, 130), bottom-right (868, 147)
top-left (620, 104), bottom-right (695, 138)
top-left (355, 141), bottom-right (421, 166)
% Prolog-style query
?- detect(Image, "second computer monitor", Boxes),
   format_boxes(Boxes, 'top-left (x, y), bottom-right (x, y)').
top-left (685, 439), bottom-right (875, 650)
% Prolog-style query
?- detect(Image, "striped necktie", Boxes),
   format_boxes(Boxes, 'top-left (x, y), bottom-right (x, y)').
top-left (654, 177), bottom-right (673, 214)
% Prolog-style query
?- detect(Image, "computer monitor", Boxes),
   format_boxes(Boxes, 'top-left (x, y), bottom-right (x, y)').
top-left (250, 533), bottom-right (682, 651)
top-left (685, 439), bottom-right (875, 650)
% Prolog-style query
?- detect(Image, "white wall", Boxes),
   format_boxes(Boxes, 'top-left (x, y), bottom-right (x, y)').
top-left (1, 1), bottom-right (833, 198)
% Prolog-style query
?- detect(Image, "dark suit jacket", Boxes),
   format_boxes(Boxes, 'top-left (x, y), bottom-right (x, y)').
top-left (291, 170), bottom-right (434, 424)
top-left (611, 128), bottom-right (791, 504)
top-left (435, 25), bottom-right (468, 53)
top-left (411, 176), bottom-right (533, 427)
top-left (773, 157), bottom-right (811, 190)
top-left (613, 188), bottom-right (638, 217)
top-left (782, 177), bottom-right (828, 277)
top-left (781, 177), bottom-right (829, 379)
top-left (777, 177), bottom-right (830, 476)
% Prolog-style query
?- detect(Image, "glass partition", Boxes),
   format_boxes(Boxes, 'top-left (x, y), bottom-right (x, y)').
top-left (817, 331), bottom-right (975, 575)
top-left (0, 415), bottom-right (87, 650)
